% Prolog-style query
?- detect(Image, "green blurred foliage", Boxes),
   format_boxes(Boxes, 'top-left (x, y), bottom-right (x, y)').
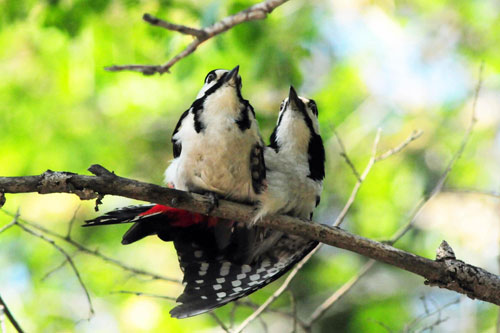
top-left (1, 0), bottom-right (500, 332)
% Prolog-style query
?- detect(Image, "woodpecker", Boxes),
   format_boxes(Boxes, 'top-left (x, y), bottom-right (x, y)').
top-left (84, 86), bottom-right (325, 319)
top-left (255, 85), bottom-right (325, 221)
top-left (113, 66), bottom-right (266, 246)
top-left (165, 65), bottom-right (266, 202)
top-left (167, 86), bottom-right (325, 317)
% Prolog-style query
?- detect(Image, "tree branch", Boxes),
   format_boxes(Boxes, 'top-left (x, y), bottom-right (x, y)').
top-left (105, 0), bottom-right (290, 75)
top-left (12, 220), bottom-right (94, 319)
top-left (0, 295), bottom-right (24, 333)
top-left (0, 210), bottom-right (180, 284)
top-left (1, 166), bottom-right (499, 306)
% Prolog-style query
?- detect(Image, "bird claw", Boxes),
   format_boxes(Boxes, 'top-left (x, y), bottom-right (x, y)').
top-left (204, 192), bottom-right (219, 214)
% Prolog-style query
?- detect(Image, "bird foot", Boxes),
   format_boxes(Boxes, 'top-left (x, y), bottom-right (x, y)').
top-left (203, 191), bottom-right (220, 214)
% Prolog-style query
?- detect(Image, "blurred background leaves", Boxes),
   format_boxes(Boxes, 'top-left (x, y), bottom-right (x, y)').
top-left (1, 0), bottom-right (499, 332)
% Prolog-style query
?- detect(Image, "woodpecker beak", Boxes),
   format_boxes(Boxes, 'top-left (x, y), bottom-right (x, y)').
top-left (225, 65), bottom-right (240, 84)
top-left (288, 86), bottom-right (301, 109)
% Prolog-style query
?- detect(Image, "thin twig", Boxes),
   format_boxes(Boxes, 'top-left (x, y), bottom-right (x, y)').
top-left (66, 205), bottom-right (81, 239)
top-left (234, 245), bottom-right (317, 333)
top-left (333, 128), bottom-right (381, 227)
top-left (304, 260), bottom-right (376, 328)
top-left (142, 13), bottom-right (206, 38)
top-left (111, 290), bottom-right (176, 301)
top-left (289, 291), bottom-right (297, 333)
top-left (369, 319), bottom-right (394, 333)
top-left (0, 295), bottom-right (24, 333)
top-left (208, 312), bottom-right (231, 333)
top-left (333, 128), bottom-right (361, 181)
top-left (0, 210), bottom-right (180, 284)
top-left (404, 298), bottom-right (460, 332)
top-left (0, 220), bottom-right (16, 234)
top-left (376, 130), bottom-right (423, 162)
top-left (229, 303), bottom-right (238, 330)
top-left (234, 300), bottom-right (308, 330)
top-left (14, 221), bottom-right (94, 319)
top-left (41, 257), bottom-right (70, 281)
top-left (106, 0), bottom-right (290, 75)
top-left (430, 62), bottom-right (483, 197)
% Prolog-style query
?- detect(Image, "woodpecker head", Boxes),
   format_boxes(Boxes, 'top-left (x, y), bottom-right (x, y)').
top-left (283, 86), bottom-right (320, 134)
top-left (270, 86), bottom-right (325, 181)
top-left (195, 66), bottom-right (242, 99)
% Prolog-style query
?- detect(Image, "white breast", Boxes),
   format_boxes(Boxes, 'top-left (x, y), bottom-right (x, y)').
top-left (165, 99), bottom-right (262, 202)
top-left (254, 147), bottom-right (322, 221)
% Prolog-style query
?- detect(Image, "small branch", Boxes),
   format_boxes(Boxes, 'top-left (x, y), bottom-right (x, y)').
top-left (333, 128), bottom-right (381, 227)
top-left (208, 313), bottom-right (231, 333)
top-left (304, 260), bottom-right (376, 328)
top-left (288, 291), bottom-right (297, 333)
top-left (233, 244), bottom-right (317, 333)
top-left (0, 210), bottom-right (180, 284)
top-left (375, 130), bottom-right (423, 162)
top-left (0, 295), bottom-right (24, 333)
top-left (13, 221), bottom-right (94, 319)
top-left (0, 212), bottom-right (18, 235)
top-left (66, 206), bottom-right (80, 239)
top-left (404, 297), bottom-right (459, 332)
top-left (111, 290), bottom-right (176, 301)
top-left (142, 13), bottom-right (206, 38)
top-left (333, 128), bottom-right (361, 181)
top-left (105, 0), bottom-right (290, 75)
top-left (430, 62), bottom-right (483, 197)
top-left (41, 257), bottom-right (71, 281)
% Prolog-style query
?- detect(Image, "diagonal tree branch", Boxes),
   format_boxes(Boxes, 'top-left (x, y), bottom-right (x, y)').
top-left (1, 164), bottom-right (499, 306)
top-left (0, 210), bottom-right (180, 284)
top-left (105, 0), bottom-right (290, 75)
top-left (12, 220), bottom-right (94, 319)
top-left (0, 295), bottom-right (24, 333)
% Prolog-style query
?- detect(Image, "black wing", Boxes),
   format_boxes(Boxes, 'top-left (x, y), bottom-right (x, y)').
top-left (172, 109), bottom-right (190, 158)
top-left (307, 133), bottom-right (325, 181)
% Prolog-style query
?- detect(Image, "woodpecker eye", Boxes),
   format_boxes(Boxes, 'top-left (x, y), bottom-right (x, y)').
top-left (308, 100), bottom-right (318, 117)
top-left (205, 72), bottom-right (217, 84)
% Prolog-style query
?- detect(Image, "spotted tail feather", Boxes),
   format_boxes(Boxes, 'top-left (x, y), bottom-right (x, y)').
top-left (170, 233), bottom-right (318, 318)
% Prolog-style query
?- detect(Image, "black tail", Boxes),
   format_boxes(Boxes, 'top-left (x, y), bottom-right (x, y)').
top-left (85, 206), bottom-right (318, 318)
top-left (84, 205), bottom-right (182, 244)
top-left (170, 232), bottom-right (318, 318)
top-left (84, 205), bottom-right (155, 227)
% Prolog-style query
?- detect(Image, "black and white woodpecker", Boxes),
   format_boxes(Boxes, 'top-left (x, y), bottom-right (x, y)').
top-left (84, 83), bottom-right (325, 318)
top-left (165, 65), bottom-right (266, 201)
top-left (168, 86), bottom-right (325, 317)
top-left (114, 66), bottom-right (267, 246)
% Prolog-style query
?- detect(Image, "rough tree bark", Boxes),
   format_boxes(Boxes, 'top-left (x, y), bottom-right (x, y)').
top-left (1, 165), bottom-right (499, 305)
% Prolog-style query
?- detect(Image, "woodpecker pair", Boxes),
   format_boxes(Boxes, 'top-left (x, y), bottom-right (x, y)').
top-left (85, 66), bottom-right (325, 318)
